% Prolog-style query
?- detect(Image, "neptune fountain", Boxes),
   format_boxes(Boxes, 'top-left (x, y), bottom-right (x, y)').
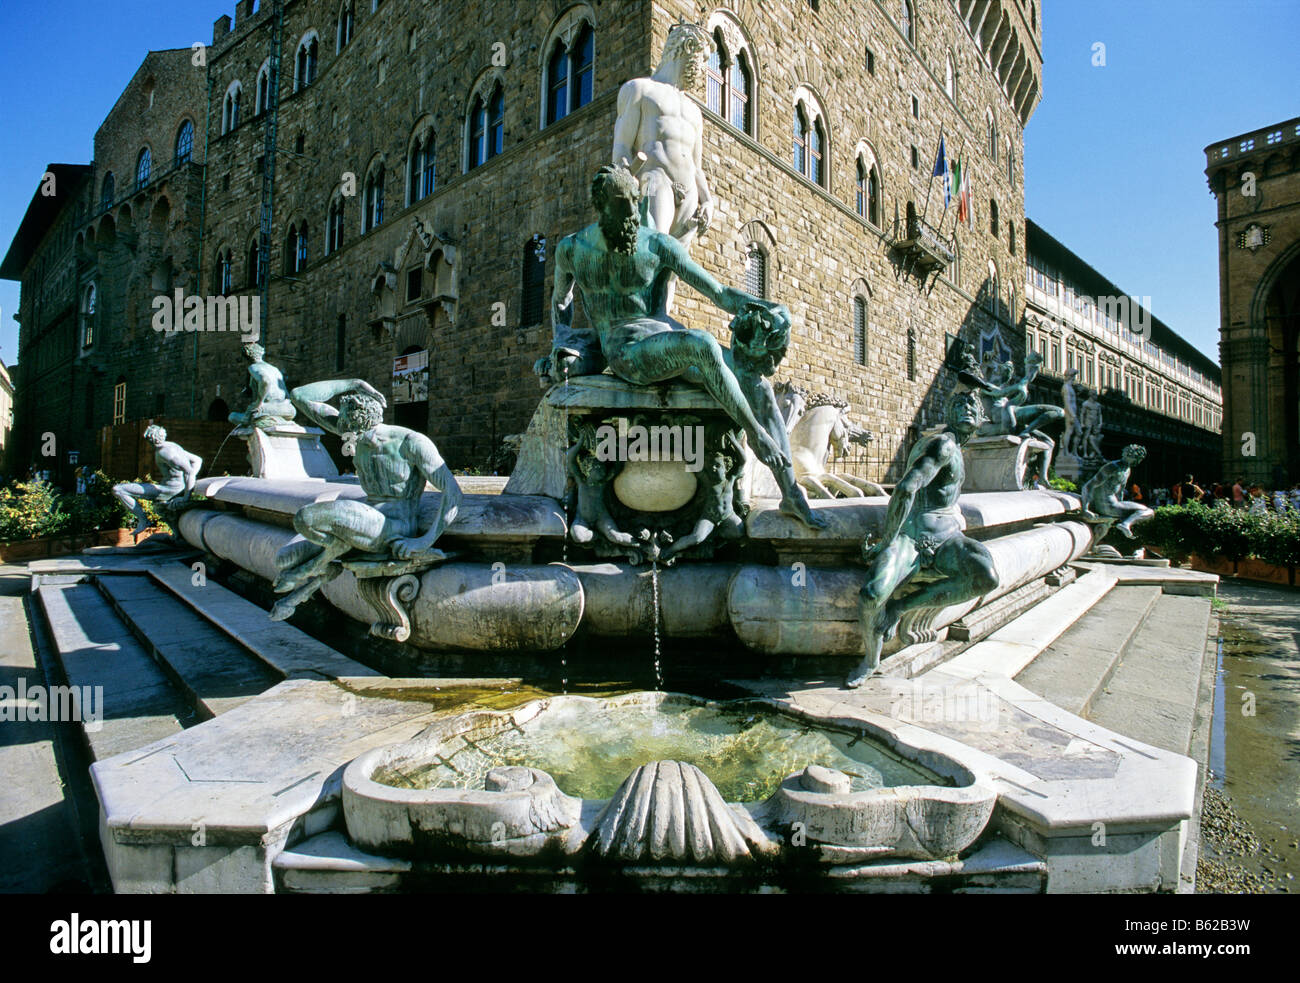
top-left (81, 23), bottom-right (1207, 896)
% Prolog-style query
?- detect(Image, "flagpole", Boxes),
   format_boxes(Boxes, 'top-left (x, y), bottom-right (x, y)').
top-left (920, 127), bottom-right (944, 228)
top-left (945, 135), bottom-right (967, 235)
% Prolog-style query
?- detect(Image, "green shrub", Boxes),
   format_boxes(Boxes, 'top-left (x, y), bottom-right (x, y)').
top-left (0, 478), bottom-right (68, 540)
top-left (1139, 502), bottom-right (1300, 566)
top-left (1048, 476), bottom-right (1078, 493)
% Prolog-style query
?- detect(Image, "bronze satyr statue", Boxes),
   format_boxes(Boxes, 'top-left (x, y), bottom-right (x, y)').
top-left (848, 386), bottom-right (1000, 687)
top-left (112, 424), bottom-right (203, 541)
top-left (269, 379), bottom-right (462, 620)
top-left (1079, 444), bottom-right (1153, 539)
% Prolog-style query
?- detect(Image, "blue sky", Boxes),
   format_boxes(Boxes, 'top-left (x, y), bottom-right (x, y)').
top-left (2, 0), bottom-right (1297, 369)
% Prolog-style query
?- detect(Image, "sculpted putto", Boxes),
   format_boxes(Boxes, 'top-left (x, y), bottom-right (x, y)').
top-left (612, 21), bottom-right (714, 314)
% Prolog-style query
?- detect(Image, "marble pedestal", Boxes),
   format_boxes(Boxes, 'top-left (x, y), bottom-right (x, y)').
top-left (962, 434), bottom-right (1053, 492)
top-left (238, 424), bottom-right (339, 480)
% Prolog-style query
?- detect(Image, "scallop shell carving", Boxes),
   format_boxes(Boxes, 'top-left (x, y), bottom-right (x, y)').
top-left (588, 760), bottom-right (770, 863)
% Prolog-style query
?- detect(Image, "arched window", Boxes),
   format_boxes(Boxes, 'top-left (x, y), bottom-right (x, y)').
top-left (174, 120), bottom-right (194, 166)
top-left (336, 3), bottom-right (354, 52)
top-left (326, 195), bottom-right (345, 254)
top-left (255, 61), bottom-right (271, 116)
top-left (1006, 141), bottom-right (1015, 187)
top-left (135, 147), bottom-right (152, 190)
top-left (546, 42), bottom-right (569, 125)
top-left (100, 172), bottom-right (115, 210)
top-left (989, 199), bottom-right (999, 237)
top-left (987, 260), bottom-right (1000, 319)
top-left (900, 0), bottom-right (915, 44)
top-left (295, 34), bottom-right (319, 91)
top-left (363, 165), bottom-right (384, 231)
top-left (469, 83), bottom-right (505, 168)
top-left (945, 53), bottom-right (956, 100)
top-left (744, 243), bottom-right (767, 299)
top-left (1008, 222), bottom-right (1016, 255)
top-left (793, 106), bottom-right (808, 176)
top-left (521, 234), bottom-right (547, 326)
top-left (853, 295), bottom-right (868, 366)
top-left (214, 248), bottom-right (232, 294)
top-left (81, 284), bottom-right (97, 348)
top-left (247, 238), bottom-right (263, 288)
top-left (407, 125), bottom-right (436, 204)
top-left (986, 111), bottom-right (998, 161)
top-left (285, 222), bottom-right (308, 274)
top-left (705, 29), bottom-right (753, 134)
top-left (222, 82), bottom-right (242, 134)
top-left (855, 150), bottom-right (882, 226)
top-left (792, 93), bottom-right (827, 187)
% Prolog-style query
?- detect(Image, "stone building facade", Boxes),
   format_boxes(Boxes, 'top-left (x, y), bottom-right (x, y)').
top-left (1023, 219), bottom-right (1222, 486)
top-left (5, 0), bottom-right (1042, 483)
top-left (1205, 116), bottom-right (1300, 487)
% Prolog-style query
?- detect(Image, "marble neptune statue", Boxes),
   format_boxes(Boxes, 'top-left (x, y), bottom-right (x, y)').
top-left (112, 425), bottom-right (202, 541)
top-left (539, 163), bottom-right (825, 530)
top-left (848, 384), bottom-right (999, 687)
top-left (228, 342), bottom-right (296, 429)
top-left (269, 379), bottom-right (462, 620)
top-left (612, 21), bottom-right (714, 314)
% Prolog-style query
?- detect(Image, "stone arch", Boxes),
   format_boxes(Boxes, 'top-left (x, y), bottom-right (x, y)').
top-left (464, 67), bottom-right (508, 170)
top-left (293, 29), bottom-right (321, 91)
top-left (792, 83), bottom-right (832, 190)
top-left (539, 3), bottom-right (597, 128)
top-left (405, 113), bottom-right (437, 205)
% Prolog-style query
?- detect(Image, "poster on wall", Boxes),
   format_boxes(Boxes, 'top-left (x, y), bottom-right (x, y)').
top-left (392, 350), bottom-right (429, 405)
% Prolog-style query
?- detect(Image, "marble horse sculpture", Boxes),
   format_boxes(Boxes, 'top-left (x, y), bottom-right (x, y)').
top-left (269, 379), bottom-right (462, 622)
top-left (1079, 444), bottom-right (1153, 540)
top-left (848, 383), bottom-right (1000, 688)
top-left (112, 424), bottom-right (203, 541)
top-left (535, 163), bottom-right (825, 534)
top-left (790, 395), bottom-right (885, 499)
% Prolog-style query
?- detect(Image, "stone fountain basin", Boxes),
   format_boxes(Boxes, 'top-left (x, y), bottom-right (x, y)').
top-left (342, 692), bottom-right (998, 863)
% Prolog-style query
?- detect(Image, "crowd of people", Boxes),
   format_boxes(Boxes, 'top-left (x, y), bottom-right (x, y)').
top-left (1126, 474), bottom-right (1300, 514)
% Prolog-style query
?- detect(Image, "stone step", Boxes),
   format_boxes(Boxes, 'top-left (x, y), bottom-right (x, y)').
top-left (34, 583), bottom-right (193, 761)
top-left (144, 563), bottom-right (378, 680)
top-left (1086, 593), bottom-right (1214, 758)
top-left (1013, 585), bottom-right (1160, 716)
top-left (95, 575), bottom-right (281, 719)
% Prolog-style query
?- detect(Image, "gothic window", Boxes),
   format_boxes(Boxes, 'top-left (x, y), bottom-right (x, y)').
top-left (469, 84), bottom-right (505, 168)
top-left (945, 52), bottom-right (956, 100)
top-left (295, 34), bottom-right (319, 91)
top-left (792, 95), bottom-right (827, 187)
top-left (174, 120), bottom-right (194, 166)
top-left (100, 172), bottom-right (115, 210)
top-left (1008, 221), bottom-right (1016, 255)
top-left (326, 196), bottom-right (345, 254)
top-left (285, 223), bottom-right (308, 274)
top-left (521, 234), bottom-right (547, 326)
top-left (1007, 142), bottom-right (1016, 187)
top-left (247, 238), bottom-right (262, 287)
top-left (222, 82), bottom-right (242, 134)
top-left (853, 295), bottom-right (868, 366)
top-left (900, 0), bottom-right (915, 44)
top-left (363, 165), bottom-right (384, 231)
top-left (987, 260), bottom-right (1000, 319)
top-left (407, 125), bottom-right (436, 204)
top-left (336, 3), bottom-right (354, 52)
top-left (793, 106), bottom-right (808, 175)
top-left (986, 111), bottom-right (997, 161)
top-left (544, 23), bottom-right (594, 126)
top-left (744, 244), bottom-right (767, 299)
top-left (706, 29), bottom-right (753, 134)
top-left (855, 151), bottom-right (882, 226)
top-left (809, 118), bottom-right (824, 186)
top-left (214, 248), bottom-right (232, 294)
top-left (81, 284), bottom-right (96, 348)
top-left (989, 199), bottom-right (999, 237)
top-left (135, 147), bottom-right (151, 190)
top-left (255, 61), bottom-right (271, 115)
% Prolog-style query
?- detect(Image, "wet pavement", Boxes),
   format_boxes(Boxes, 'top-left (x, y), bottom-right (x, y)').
top-left (1198, 579), bottom-right (1300, 893)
